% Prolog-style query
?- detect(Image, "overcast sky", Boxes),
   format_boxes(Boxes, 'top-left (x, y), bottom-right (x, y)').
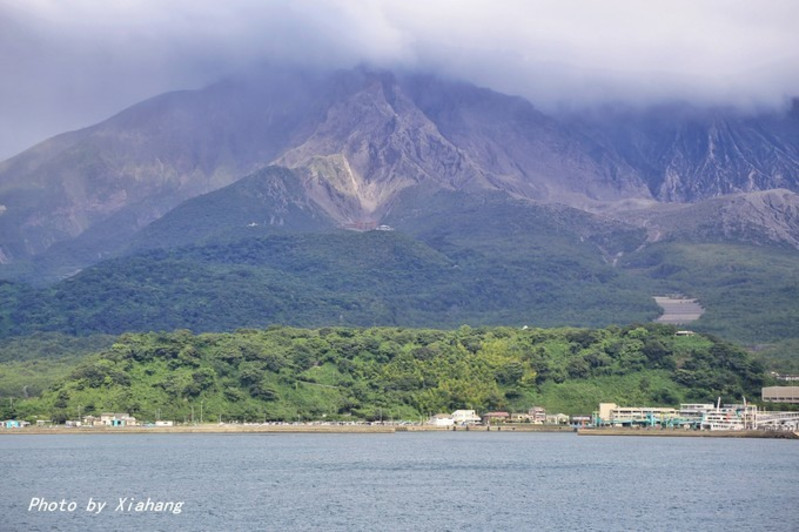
top-left (1, 0), bottom-right (797, 160)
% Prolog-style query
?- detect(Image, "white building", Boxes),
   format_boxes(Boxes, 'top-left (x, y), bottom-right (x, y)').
top-left (598, 403), bottom-right (677, 426)
top-left (98, 412), bottom-right (137, 427)
top-left (451, 409), bottom-right (481, 425)
top-left (427, 414), bottom-right (454, 427)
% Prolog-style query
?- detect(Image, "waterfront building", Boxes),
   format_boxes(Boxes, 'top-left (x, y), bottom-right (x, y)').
top-left (427, 414), bottom-right (454, 427)
top-left (597, 403), bottom-right (678, 426)
top-left (545, 413), bottom-right (570, 425)
top-left (97, 412), bottom-right (137, 427)
top-left (450, 410), bottom-right (481, 425)
top-left (482, 412), bottom-right (510, 424)
top-left (761, 386), bottom-right (799, 404)
top-left (528, 406), bottom-right (547, 424)
top-left (596, 402), bottom-right (768, 430)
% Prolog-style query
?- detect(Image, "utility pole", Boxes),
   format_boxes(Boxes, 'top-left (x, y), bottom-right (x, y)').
top-left (200, 400), bottom-right (204, 425)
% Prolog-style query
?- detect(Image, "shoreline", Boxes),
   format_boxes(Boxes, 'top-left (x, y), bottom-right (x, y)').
top-left (0, 423), bottom-right (575, 435)
top-left (3, 424), bottom-right (795, 438)
top-left (577, 427), bottom-right (799, 439)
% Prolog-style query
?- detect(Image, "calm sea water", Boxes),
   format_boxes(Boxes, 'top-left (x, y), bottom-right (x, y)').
top-left (1, 432), bottom-right (797, 531)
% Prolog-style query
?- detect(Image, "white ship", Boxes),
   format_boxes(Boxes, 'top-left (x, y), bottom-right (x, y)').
top-left (700, 399), bottom-right (756, 431)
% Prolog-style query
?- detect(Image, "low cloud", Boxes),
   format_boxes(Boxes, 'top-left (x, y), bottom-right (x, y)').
top-left (1, 0), bottom-right (797, 159)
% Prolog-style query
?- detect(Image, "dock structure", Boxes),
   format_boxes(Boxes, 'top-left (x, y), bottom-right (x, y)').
top-left (595, 402), bottom-right (799, 432)
top-left (756, 411), bottom-right (799, 430)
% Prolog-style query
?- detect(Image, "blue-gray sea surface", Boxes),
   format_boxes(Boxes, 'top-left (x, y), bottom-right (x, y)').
top-left (1, 432), bottom-right (797, 531)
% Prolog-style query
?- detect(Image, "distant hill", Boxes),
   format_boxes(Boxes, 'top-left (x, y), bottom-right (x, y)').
top-left (1, 183), bottom-right (797, 345)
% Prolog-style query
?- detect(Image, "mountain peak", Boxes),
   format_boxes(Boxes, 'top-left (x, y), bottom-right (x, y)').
top-left (276, 71), bottom-right (488, 222)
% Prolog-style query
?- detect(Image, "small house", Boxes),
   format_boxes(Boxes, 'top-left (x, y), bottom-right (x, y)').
top-left (482, 412), bottom-right (510, 424)
top-left (546, 413), bottom-right (570, 425)
top-left (529, 406), bottom-right (547, 424)
top-left (99, 412), bottom-right (137, 427)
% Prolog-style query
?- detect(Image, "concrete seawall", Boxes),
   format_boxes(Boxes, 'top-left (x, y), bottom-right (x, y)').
top-left (2, 423), bottom-right (576, 436)
top-left (578, 428), bottom-right (798, 439)
top-left (6, 425), bottom-right (791, 438)
top-left (0, 424), bottom-right (397, 435)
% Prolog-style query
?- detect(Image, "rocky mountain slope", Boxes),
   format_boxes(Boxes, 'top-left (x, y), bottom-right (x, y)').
top-left (602, 188), bottom-right (799, 249)
top-left (569, 101), bottom-right (799, 201)
top-left (0, 66), bottom-right (797, 280)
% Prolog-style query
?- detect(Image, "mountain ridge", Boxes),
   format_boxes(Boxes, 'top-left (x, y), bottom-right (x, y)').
top-left (1, 66), bottom-right (798, 306)
top-left (2, 66), bottom-right (798, 272)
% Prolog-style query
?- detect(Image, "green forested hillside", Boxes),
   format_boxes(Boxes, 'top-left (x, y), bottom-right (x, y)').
top-left (0, 332), bottom-right (115, 402)
top-left (0, 230), bottom-right (659, 337)
top-left (1, 185), bottom-right (797, 378)
top-left (125, 166), bottom-right (337, 253)
top-left (9, 324), bottom-right (766, 424)
top-left (2, 229), bottom-right (797, 355)
top-left (620, 242), bottom-right (799, 343)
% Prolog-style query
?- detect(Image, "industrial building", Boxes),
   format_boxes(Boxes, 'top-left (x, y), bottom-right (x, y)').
top-left (762, 386), bottom-right (799, 404)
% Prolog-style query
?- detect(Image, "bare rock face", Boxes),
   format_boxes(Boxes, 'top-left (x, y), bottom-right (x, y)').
top-left (276, 73), bottom-right (488, 223)
top-left (570, 103), bottom-right (799, 202)
top-left (656, 118), bottom-right (799, 202)
top-left (402, 75), bottom-right (652, 203)
top-left (609, 189), bottom-right (799, 249)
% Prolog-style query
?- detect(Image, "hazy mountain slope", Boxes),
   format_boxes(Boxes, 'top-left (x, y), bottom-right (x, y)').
top-left (383, 187), bottom-right (648, 263)
top-left (126, 166), bottom-right (336, 253)
top-left (1, 65), bottom-right (797, 286)
top-left (0, 68), bottom-right (332, 264)
top-left (619, 241), bottom-right (799, 344)
top-left (0, 211), bottom-right (660, 337)
top-left (1, 181), bottom-right (796, 344)
top-left (402, 75), bottom-right (651, 202)
top-left (570, 101), bottom-right (799, 201)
